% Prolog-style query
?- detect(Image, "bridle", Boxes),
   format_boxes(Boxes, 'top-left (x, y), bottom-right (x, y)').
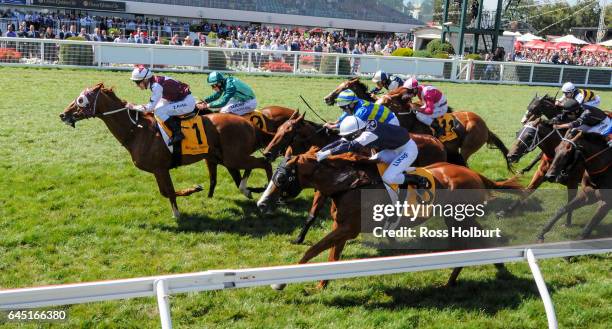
top-left (559, 135), bottom-right (611, 176)
top-left (74, 87), bottom-right (143, 126)
top-left (516, 123), bottom-right (562, 153)
top-left (271, 157), bottom-right (302, 199)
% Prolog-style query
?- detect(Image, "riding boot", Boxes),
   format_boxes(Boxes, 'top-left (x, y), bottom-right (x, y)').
top-left (403, 173), bottom-right (429, 190)
top-left (430, 119), bottom-right (444, 137)
top-left (165, 117), bottom-right (184, 146)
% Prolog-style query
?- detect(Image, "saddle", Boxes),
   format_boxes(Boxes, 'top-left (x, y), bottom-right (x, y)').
top-left (242, 110), bottom-right (269, 133)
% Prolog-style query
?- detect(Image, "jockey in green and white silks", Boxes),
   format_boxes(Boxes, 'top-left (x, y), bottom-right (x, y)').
top-left (324, 90), bottom-right (399, 130)
top-left (201, 71), bottom-right (257, 115)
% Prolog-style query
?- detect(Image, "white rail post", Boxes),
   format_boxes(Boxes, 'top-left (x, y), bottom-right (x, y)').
top-left (154, 279), bottom-right (172, 329)
top-left (558, 66), bottom-right (564, 85)
top-left (335, 55), bottom-right (340, 75)
top-left (525, 249), bottom-right (558, 329)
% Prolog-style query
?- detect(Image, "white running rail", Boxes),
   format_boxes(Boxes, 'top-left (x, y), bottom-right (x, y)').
top-left (0, 239), bottom-right (610, 329)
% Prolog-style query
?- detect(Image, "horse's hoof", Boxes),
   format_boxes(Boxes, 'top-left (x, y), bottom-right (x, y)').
top-left (496, 210), bottom-right (506, 218)
top-left (562, 223), bottom-right (573, 228)
top-left (271, 283), bottom-right (286, 291)
top-left (194, 185), bottom-right (203, 192)
top-left (445, 280), bottom-right (458, 288)
top-left (536, 236), bottom-right (544, 243)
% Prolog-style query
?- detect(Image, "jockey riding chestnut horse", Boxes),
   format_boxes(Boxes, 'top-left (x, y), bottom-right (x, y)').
top-left (61, 83), bottom-right (272, 218)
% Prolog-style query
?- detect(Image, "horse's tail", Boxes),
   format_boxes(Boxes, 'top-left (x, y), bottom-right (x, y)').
top-left (478, 174), bottom-right (524, 193)
top-left (487, 129), bottom-right (514, 173)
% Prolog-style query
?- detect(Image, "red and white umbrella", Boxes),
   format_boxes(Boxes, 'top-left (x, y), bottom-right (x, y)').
top-left (524, 40), bottom-right (546, 49)
top-left (581, 44), bottom-right (610, 53)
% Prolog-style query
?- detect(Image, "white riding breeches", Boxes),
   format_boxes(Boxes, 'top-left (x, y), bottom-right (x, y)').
top-left (577, 117), bottom-right (612, 135)
top-left (220, 98), bottom-right (258, 116)
top-left (154, 94), bottom-right (196, 121)
top-left (379, 139), bottom-right (419, 185)
top-left (416, 104), bottom-right (447, 125)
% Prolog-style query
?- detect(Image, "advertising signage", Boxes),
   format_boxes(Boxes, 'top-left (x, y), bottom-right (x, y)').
top-left (31, 0), bottom-right (126, 12)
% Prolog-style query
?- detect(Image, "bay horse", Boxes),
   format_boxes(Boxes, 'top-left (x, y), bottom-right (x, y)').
top-left (323, 78), bottom-right (512, 170)
top-left (257, 148), bottom-right (523, 289)
top-left (502, 119), bottom-right (585, 226)
top-left (260, 113), bottom-right (447, 244)
top-left (539, 130), bottom-right (612, 241)
top-left (60, 83), bottom-right (272, 218)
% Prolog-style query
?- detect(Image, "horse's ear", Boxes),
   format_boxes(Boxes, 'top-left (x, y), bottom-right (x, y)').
top-left (349, 77), bottom-right (359, 82)
top-left (289, 110), bottom-right (299, 120)
top-left (534, 92), bottom-right (538, 99)
top-left (297, 112), bottom-right (305, 121)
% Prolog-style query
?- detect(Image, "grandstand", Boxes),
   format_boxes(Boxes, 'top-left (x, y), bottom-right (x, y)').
top-left (129, 0), bottom-right (420, 25)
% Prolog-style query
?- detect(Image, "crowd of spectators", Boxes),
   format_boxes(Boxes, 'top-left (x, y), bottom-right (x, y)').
top-left (511, 48), bottom-right (611, 67)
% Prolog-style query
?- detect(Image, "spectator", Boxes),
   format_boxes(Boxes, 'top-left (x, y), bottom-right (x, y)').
top-left (5, 24), bottom-right (16, 37)
top-left (113, 33), bottom-right (127, 43)
top-left (169, 34), bottom-right (181, 46)
top-left (27, 24), bottom-right (40, 38)
top-left (90, 27), bottom-right (103, 42)
top-left (78, 28), bottom-right (90, 41)
top-left (183, 35), bottom-right (193, 46)
top-left (64, 25), bottom-right (77, 39)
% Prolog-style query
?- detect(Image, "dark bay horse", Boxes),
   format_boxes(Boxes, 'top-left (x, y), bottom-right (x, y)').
top-left (60, 83), bottom-right (272, 218)
top-left (323, 78), bottom-right (511, 170)
top-left (539, 130), bottom-right (612, 241)
top-left (260, 112), bottom-right (447, 244)
top-left (502, 119), bottom-right (584, 225)
top-left (257, 149), bottom-right (523, 289)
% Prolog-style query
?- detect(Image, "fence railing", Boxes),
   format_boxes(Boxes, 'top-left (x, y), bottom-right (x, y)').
top-left (1, 239), bottom-right (610, 329)
top-left (0, 37), bottom-right (610, 88)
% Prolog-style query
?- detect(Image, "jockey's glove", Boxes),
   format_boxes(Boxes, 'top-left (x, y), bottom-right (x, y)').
top-left (316, 150), bottom-right (331, 162)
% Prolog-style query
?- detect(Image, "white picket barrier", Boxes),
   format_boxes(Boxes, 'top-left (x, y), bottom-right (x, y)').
top-left (0, 238), bottom-right (610, 329)
top-left (0, 37), bottom-right (610, 88)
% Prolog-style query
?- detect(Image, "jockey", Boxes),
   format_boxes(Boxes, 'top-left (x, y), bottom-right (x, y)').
top-left (127, 66), bottom-right (195, 145)
top-left (553, 99), bottom-right (612, 147)
top-left (370, 70), bottom-right (404, 96)
top-left (402, 78), bottom-right (447, 136)
top-left (556, 82), bottom-right (601, 107)
top-left (316, 116), bottom-right (426, 205)
top-left (197, 71), bottom-right (257, 116)
top-left (324, 90), bottom-right (399, 130)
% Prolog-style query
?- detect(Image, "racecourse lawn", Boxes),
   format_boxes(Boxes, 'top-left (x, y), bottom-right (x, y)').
top-left (0, 66), bottom-right (611, 329)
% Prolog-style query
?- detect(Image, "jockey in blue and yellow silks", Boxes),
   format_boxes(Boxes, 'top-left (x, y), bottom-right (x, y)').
top-left (323, 90), bottom-right (400, 130)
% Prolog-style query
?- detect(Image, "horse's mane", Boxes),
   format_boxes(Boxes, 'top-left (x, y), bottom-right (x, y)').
top-left (579, 131), bottom-right (609, 146)
top-left (541, 94), bottom-right (556, 103)
top-left (95, 82), bottom-right (127, 106)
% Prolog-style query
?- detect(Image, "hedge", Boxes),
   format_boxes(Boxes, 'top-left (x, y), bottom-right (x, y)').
top-left (59, 37), bottom-right (94, 66)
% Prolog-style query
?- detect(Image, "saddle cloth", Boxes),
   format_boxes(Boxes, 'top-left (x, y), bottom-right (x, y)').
top-left (156, 115), bottom-right (209, 155)
top-left (377, 163), bottom-right (436, 213)
top-left (435, 113), bottom-right (460, 143)
top-left (242, 110), bottom-right (269, 133)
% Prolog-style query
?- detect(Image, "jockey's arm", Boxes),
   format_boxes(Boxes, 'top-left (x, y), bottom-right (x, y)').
top-left (204, 90), bottom-right (222, 104)
top-left (208, 82), bottom-right (237, 108)
top-left (327, 132), bottom-right (378, 155)
top-left (418, 99), bottom-right (435, 115)
top-left (144, 83), bottom-right (163, 112)
top-left (574, 92), bottom-right (585, 104)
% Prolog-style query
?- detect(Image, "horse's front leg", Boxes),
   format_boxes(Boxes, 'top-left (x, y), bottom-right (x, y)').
top-left (293, 190), bottom-right (328, 244)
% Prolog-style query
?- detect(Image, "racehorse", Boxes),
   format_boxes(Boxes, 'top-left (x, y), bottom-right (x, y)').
top-left (261, 112), bottom-right (447, 244)
top-left (323, 78), bottom-right (512, 170)
top-left (60, 83), bottom-right (272, 218)
top-left (257, 148), bottom-right (523, 289)
top-left (196, 103), bottom-right (297, 134)
top-left (538, 130), bottom-right (611, 241)
top-left (502, 118), bottom-right (585, 226)
top-left (520, 94), bottom-right (561, 124)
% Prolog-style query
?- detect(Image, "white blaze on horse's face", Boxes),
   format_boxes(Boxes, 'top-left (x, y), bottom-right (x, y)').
top-left (520, 110), bottom-right (529, 125)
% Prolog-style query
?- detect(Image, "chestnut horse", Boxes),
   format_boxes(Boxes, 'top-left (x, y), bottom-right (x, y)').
top-left (502, 119), bottom-right (584, 226)
top-left (257, 148), bottom-right (523, 289)
top-left (60, 83), bottom-right (272, 218)
top-left (323, 78), bottom-right (512, 170)
top-left (539, 130), bottom-right (612, 241)
top-left (260, 112), bottom-right (447, 244)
